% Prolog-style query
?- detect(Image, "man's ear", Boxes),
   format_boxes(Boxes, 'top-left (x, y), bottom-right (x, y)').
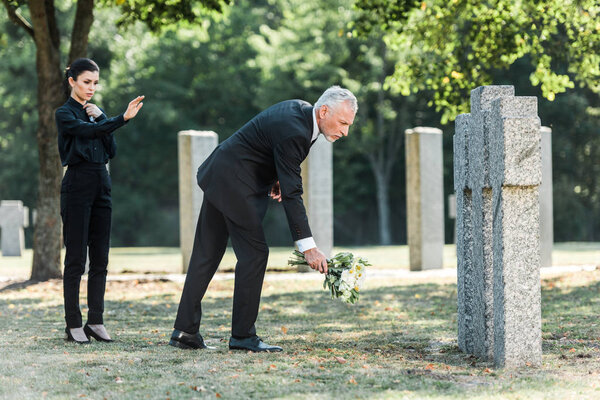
top-left (319, 105), bottom-right (328, 118)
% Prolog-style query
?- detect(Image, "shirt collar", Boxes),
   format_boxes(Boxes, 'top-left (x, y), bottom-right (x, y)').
top-left (67, 96), bottom-right (84, 109)
top-left (311, 107), bottom-right (320, 142)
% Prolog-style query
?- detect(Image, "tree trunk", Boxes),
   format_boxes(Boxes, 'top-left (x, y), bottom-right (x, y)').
top-left (69, 0), bottom-right (94, 62)
top-left (372, 165), bottom-right (392, 245)
top-left (29, 0), bottom-right (64, 280)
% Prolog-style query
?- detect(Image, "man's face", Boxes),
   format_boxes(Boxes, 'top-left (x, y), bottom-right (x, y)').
top-left (317, 102), bottom-right (356, 143)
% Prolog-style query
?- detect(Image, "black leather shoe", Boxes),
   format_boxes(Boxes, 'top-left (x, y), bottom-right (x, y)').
top-left (229, 336), bottom-right (282, 352)
top-left (83, 323), bottom-right (114, 342)
top-left (65, 327), bottom-right (90, 344)
top-left (169, 329), bottom-right (209, 350)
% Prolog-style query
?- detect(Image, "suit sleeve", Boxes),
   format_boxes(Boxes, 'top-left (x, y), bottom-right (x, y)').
top-left (274, 135), bottom-right (312, 241)
top-left (55, 107), bottom-right (126, 139)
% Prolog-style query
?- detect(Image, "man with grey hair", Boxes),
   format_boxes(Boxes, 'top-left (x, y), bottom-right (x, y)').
top-left (170, 86), bottom-right (357, 352)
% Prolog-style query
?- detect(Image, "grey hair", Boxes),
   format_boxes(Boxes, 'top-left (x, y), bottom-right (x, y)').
top-left (314, 85), bottom-right (358, 113)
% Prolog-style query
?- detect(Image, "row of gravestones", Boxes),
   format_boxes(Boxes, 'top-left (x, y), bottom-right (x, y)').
top-left (0, 125), bottom-right (553, 268)
top-left (176, 116), bottom-right (553, 276)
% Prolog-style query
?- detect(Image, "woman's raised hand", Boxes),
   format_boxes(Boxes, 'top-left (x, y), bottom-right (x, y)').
top-left (124, 96), bottom-right (144, 121)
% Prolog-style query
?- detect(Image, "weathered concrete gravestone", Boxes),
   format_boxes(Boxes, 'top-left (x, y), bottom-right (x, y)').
top-left (405, 127), bottom-right (445, 271)
top-left (302, 137), bottom-right (333, 257)
top-left (0, 200), bottom-right (29, 256)
top-left (539, 127), bottom-right (553, 268)
top-left (178, 130), bottom-right (218, 272)
top-left (455, 86), bottom-right (542, 368)
top-left (301, 137), bottom-right (333, 272)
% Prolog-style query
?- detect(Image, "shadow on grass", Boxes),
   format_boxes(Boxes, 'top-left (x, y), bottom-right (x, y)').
top-left (0, 279), bottom-right (40, 293)
top-left (1, 277), bottom-right (599, 398)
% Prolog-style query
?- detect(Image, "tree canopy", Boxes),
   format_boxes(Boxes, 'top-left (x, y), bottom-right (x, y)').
top-left (355, 0), bottom-right (600, 122)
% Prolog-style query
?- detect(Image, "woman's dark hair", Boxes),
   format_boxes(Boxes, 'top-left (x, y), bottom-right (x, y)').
top-left (63, 58), bottom-right (99, 97)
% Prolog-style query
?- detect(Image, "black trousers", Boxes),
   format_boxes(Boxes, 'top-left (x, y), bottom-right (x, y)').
top-left (60, 162), bottom-right (112, 328)
top-left (174, 197), bottom-right (269, 338)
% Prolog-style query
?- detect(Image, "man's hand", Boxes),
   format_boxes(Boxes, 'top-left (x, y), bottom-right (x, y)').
top-left (83, 102), bottom-right (102, 119)
top-left (270, 181), bottom-right (282, 202)
top-left (303, 247), bottom-right (328, 274)
top-left (124, 95), bottom-right (145, 121)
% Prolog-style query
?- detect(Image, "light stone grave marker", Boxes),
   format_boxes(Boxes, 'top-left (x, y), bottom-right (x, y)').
top-left (540, 126), bottom-right (553, 268)
top-left (300, 137), bottom-right (333, 272)
top-left (448, 194), bottom-right (456, 244)
top-left (405, 127), bottom-right (444, 271)
top-left (178, 130), bottom-right (218, 272)
top-left (0, 200), bottom-right (29, 257)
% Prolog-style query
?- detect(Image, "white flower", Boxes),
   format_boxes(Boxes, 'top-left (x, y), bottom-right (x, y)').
top-left (341, 269), bottom-right (352, 284)
top-left (339, 279), bottom-right (352, 293)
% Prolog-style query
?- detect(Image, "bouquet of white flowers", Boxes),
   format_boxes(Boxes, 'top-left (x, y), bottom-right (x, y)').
top-left (288, 250), bottom-right (369, 304)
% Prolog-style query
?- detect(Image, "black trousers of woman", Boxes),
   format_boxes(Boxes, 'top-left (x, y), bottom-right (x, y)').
top-left (61, 162), bottom-right (112, 328)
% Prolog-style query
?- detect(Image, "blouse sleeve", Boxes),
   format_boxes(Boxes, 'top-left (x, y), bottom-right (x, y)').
top-left (55, 107), bottom-right (126, 139)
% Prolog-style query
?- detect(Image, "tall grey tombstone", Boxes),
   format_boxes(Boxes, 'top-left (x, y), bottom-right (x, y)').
top-left (455, 85), bottom-right (542, 368)
top-left (405, 127), bottom-right (444, 271)
top-left (178, 130), bottom-right (218, 272)
top-left (0, 200), bottom-right (29, 256)
top-left (539, 127), bottom-right (553, 268)
top-left (455, 86), bottom-right (514, 359)
top-left (300, 137), bottom-right (333, 271)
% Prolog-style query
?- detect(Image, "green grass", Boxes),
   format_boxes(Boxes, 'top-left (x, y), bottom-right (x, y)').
top-left (0, 268), bottom-right (599, 399)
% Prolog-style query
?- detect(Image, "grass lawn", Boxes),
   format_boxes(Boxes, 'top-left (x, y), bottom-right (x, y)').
top-left (0, 265), bottom-right (599, 399)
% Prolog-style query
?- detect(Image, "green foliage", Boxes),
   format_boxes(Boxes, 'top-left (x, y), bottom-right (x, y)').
top-left (99, 0), bottom-right (231, 32)
top-left (352, 0), bottom-right (419, 34)
top-left (0, 13), bottom-right (39, 245)
top-left (357, 0), bottom-right (600, 123)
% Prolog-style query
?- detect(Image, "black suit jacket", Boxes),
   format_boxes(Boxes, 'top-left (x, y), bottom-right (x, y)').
top-left (197, 100), bottom-right (314, 241)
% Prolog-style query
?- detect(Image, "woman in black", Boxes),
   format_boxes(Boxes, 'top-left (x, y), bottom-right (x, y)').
top-left (56, 58), bottom-right (143, 343)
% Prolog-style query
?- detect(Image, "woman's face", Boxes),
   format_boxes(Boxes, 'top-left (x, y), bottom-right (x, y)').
top-left (69, 70), bottom-right (99, 103)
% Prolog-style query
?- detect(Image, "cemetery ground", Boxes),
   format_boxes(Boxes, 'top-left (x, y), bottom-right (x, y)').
top-left (0, 245), bottom-right (598, 399)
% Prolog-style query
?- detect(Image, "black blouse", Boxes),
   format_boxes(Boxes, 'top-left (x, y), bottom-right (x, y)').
top-left (55, 96), bottom-right (126, 166)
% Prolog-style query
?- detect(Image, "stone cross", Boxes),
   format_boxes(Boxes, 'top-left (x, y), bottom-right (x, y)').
top-left (178, 130), bottom-right (218, 272)
top-left (300, 137), bottom-right (333, 272)
top-left (0, 200), bottom-right (29, 256)
top-left (405, 127), bottom-right (444, 271)
top-left (455, 86), bottom-right (542, 368)
top-left (539, 126), bottom-right (553, 268)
